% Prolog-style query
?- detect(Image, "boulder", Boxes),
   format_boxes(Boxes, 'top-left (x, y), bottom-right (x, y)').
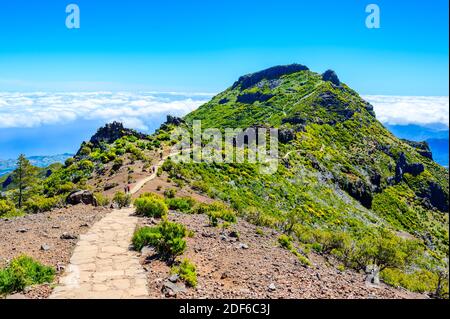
top-left (168, 274), bottom-right (179, 283)
top-left (103, 182), bottom-right (119, 191)
top-left (162, 280), bottom-right (186, 297)
top-left (60, 232), bottom-right (78, 240)
top-left (365, 265), bottom-right (380, 286)
top-left (66, 190), bottom-right (97, 206)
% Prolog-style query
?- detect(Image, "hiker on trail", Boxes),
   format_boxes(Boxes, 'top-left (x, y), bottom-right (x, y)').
top-left (127, 184), bottom-right (131, 193)
top-left (124, 186), bottom-right (128, 194)
top-left (152, 166), bottom-right (156, 173)
top-left (159, 152), bottom-right (163, 160)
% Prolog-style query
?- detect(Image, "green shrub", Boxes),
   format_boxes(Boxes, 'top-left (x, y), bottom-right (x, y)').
top-left (278, 234), bottom-right (311, 266)
top-left (24, 195), bottom-right (60, 214)
top-left (171, 258), bottom-right (198, 287)
top-left (350, 228), bottom-right (423, 272)
top-left (164, 188), bottom-right (177, 198)
top-left (207, 211), bottom-right (221, 227)
top-left (132, 220), bottom-right (187, 260)
top-left (78, 159), bottom-right (94, 173)
top-left (0, 255), bottom-right (55, 295)
top-left (64, 157), bottom-right (75, 167)
top-left (94, 192), bottom-right (110, 207)
top-left (0, 199), bottom-right (16, 217)
top-left (278, 234), bottom-right (294, 250)
top-left (191, 181), bottom-right (210, 193)
top-left (157, 220), bottom-right (187, 259)
top-left (165, 197), bottom-right (196, 213)
top-left (255, 228), bottom-right (265, 236)
top-left (132, 226), bottom-right (162, 251)
top-left (194, 202), bottom-right (237, 226)
top-left (56, 182), bottom-right (77, 195)
top-left (113, 191), bottom-right (131, 208)
top-left (381, 268), bottom-right (439, 293)
top-left (135, 196), bottom-right (168, 218)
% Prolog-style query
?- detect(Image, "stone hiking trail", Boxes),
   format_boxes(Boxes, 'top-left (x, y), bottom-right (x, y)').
top-left (50, 155), bottom-right (173, 299)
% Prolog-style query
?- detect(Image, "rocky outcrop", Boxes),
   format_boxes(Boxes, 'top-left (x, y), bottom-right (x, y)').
top-left (89, 122), bottom-right (147, 147)
top-left (338, 178), bottom-right (373, 209)
top-left (363, 101), bottom-right (376, 117)
top-left (166, 115), bottom-right (185, 126)
top-left (322, 70), bottom-right (340, 86)
top-left (66, 190), bottom-right (97, 206)
top-left (232, 64), bottom-right (309, 90)
top-left (419, 182), bottom-right (449, 213)
top-left (394, 153), bottom-right (424, 183)
top-left (317, 92), bottom-right (354, 123)
top-left (402, 139), bottom-right (433, 160)
top-left (237, 92), bottom-right (274, 104)
top-left (279, 129), bottom-right (295, 144)
top-left (281, 114), bottom-right (307, 125)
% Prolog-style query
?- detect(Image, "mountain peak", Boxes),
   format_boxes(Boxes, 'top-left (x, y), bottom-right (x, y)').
top-left (322, 69), bottom-right (341, 86)
top-left (89, 121), bottom-right (147, 146)
top-left (231, 63), bottom-right (309, 90)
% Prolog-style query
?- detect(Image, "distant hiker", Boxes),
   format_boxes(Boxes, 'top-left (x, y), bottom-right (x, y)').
top-left (152, 166), bottom-right (156, 173)
top-left (159, 152), bottom-right (163, 160)
top-left (124, 186), bottom-right (128, 194)
top-left (127, 184), bottom-right (131, 193)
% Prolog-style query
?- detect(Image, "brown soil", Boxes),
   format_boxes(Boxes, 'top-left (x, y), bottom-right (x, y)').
top-left (137, 212), bottom-right (427, 299)
top-left (0, 205), bottom-right (110, 299)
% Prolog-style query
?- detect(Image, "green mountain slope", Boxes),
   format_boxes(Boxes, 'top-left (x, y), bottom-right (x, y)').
top-left (166, 64), bottom-right (449, 294)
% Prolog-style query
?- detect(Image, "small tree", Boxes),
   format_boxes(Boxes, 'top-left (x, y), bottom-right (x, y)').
top-left (11, 155), bottom-right (38, 208)
top-left (431, 258), bottom-right (449, 299)
top-left (353, 228), bottom-right (423, 285)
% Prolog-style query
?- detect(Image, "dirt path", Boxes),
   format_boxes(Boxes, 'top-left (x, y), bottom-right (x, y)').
top-left (50, 153), bottom-right (176, 299)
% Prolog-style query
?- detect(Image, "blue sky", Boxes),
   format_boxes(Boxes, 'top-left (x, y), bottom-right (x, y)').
top-left (0, 0), bottom-right (448, 95)
top-left (0, 0), bottom-right (448, 161)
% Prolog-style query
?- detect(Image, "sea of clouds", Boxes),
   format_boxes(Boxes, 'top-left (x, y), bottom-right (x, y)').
top-left (0, 92), bottom-right (213, 131)
top-left (0, 92), bottom-right (448, 130)
top-left (363, 95), bottom-right (449, 128)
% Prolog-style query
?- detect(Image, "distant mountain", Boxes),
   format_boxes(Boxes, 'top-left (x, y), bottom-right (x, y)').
top-left (427, 138), bottom-right (449, 167)
top-left (0, 153), bottom-right (73, 176)
top-left (385, 124), bottom-right (448, 167)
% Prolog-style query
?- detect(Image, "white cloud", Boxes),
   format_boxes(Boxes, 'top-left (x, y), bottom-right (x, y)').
top-left (363, 95), bottom-right (449, 128)
top-left (1, 92), bottom-right (447, 131)
top-left (0, 92), bottom-right (212, 130)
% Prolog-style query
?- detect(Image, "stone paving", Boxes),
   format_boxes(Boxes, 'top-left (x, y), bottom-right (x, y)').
top-left (50, 208), bottom-right (148, 299)
top-left (50, 153), bottom-right (180, 299)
